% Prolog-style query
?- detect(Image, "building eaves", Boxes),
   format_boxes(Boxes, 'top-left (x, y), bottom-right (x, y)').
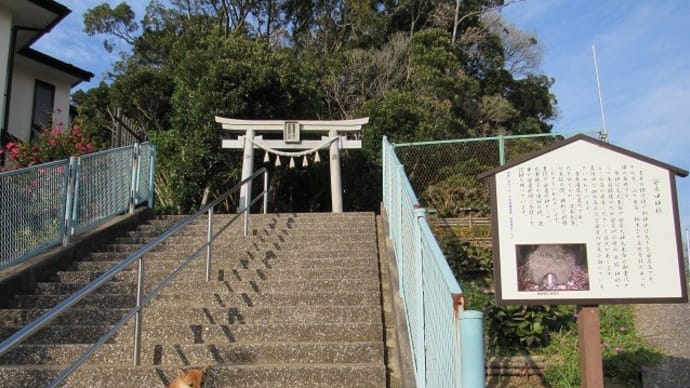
top-left (17, 0), bottom-right (71, 49)
top-left (18, 48), bottom-right (94, 86)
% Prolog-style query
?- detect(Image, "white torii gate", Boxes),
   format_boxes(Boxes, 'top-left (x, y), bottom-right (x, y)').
top-left (215, 117), bottom-right (369, 213)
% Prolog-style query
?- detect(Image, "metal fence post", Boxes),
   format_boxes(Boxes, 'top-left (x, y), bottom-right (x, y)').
top-left (132, 255), bottom-right (144, 366)
top-left (262, 170), bottom-right (268, 214)
top-left (396, 164), bottom-right (405, 296)
top-left (460, 310), bottom-right (485, 387)
top-left (243, 197), bottom-right (249, 237)
top-left (62, 157), bottom-right (78, 246)
top-left (382, 137), bottom-right (389, 208)
top-left (414, 206), bottom-right (427, 387)
top-left (206, 207), bottom-right (213, 282)
top-left (498, 135), bottom-right (506, 166)
top-left (148, 145), bottom-right (156, 210)
top-left (129, 143), bottom-right (140, 214)
top-left (113, 108), bottom-right (122, 148)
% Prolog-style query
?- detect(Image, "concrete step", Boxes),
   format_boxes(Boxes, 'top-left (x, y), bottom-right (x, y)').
top-left (141, 305), bottom-right (382, 325)
top-left (0, 363), bottom-right (386, 388)
top-left (71, 256), bottom-right (376, 272)
top-left (0, 322), bottom-right (382, 345)
top-left (83, 251), bottom-right (174, 262)
top-left (131, 214), bottom-right (375, 235)
top-left (36, 281), bottom-right (137, 295)
top-left (100, 240), bottom-right (378, 257)
top-left (71, 259), bottom-right (178, 272)
top-left (121, 322), bottom-right (383, 345)
top-left (81, 248), bottom-right (254, 262)
top-left (0, 305), bottom-right (380, 327)
top-left (249, 241), bottom-right (377, 251)
top-left (81, 243), bottom-right (377, 259)
top-left (49, 259), bottom-right (378, 287)
top-left (68, 260), bottom-right (378, 281)
top-left (250, 257), bottom-right (377, 270)
top-left (219, 250), bottom-right (378, 261)
top-left (149, 291), bottom-right (381, 308)
top-left (35, 278), bottom-right (380, 296)
top-left (0, 324), bottom-right (114, 344)
top-left (0, 211), bottom-right (385, 388)
top-left (215, 256), bottom-right (376, 273)
top-left (113, 231), bottom-right (377, 245)
top-left (11, 291), bottom-right (380, 310)
top-left (0, 341), bottom-right (384, 366)
top-left (129, 223), bottom-right (261, 238)
top-left (81, 239), bottom-right (376, 261)
top-left (11, 293), bottom-right (136, 309)
top-left (0, 307), bottom-right (129, 326)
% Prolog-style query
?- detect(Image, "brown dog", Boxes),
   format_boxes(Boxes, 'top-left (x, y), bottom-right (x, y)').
top-left (167, 366), bottom-right (208, 388)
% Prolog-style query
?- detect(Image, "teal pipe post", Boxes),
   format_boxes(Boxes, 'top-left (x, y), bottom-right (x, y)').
top-left (460, 310), bottom-right (485, 387)
top-left (498, 135), bottom-right (506, 166)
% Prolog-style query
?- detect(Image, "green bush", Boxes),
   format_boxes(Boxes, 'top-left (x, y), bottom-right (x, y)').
top-left (436, 226), bottom-right (493, 274)
top-left (486, 303), bottom-right (574, 352)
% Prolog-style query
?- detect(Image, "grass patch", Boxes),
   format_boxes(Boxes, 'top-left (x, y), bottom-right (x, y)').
top-left (462, 281), bottom-right (663, 387)
top-left (542, 305), bottom-right (662, 387)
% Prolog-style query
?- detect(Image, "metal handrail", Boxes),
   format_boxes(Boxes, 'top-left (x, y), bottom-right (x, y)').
top-left (0, 167), bottom-right (269, 387)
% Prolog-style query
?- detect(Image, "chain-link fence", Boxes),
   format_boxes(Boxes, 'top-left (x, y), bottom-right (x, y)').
top-left (394, 132), bottom-right (601, 218)
top-left (0, 160), bottom-right (70, 267)
top-left (0, 143), bottom-right (156, 269)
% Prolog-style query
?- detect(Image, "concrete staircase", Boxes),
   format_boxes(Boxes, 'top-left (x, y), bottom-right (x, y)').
top-left (0, 212), bottom-right (387, 387)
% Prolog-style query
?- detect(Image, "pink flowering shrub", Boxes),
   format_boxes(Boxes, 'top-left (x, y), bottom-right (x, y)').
top-left (1, 124), bottom-right (95, 170)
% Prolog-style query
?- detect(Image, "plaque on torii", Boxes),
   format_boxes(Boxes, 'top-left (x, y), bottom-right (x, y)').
top-left (215, 117), bottom-right (369, 212)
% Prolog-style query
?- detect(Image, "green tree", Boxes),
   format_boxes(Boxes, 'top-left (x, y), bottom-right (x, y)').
top-left (83, 2), bottom-right (139, 53)
top-left (76, 0), bottom-right (557, 213)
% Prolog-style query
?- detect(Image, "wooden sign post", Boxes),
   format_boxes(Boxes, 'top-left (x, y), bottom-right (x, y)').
top-left (577, 305), bottom-right (603, 388)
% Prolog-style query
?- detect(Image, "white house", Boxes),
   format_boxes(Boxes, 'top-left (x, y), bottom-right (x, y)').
top-left (0, 0), bottom-right (93, 147)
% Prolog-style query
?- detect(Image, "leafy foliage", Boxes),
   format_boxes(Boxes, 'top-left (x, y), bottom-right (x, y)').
top-left (76, 0), bottom-right (557, 213)
top-left (83, 2), bottom-right (139, 52)
top-left (486, 304), bottom-right (574, 351)
top-left (435, 226), bottom-right (492, 274)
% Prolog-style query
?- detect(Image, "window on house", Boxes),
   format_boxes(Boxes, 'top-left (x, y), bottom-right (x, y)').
top-left (31, 80), bottom-right (55, 140)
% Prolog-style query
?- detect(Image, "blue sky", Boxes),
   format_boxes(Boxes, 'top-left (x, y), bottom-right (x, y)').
top-left (34, 1), bottom-right (690, 239)
top-left (500, 0), bottom-right (690, 243)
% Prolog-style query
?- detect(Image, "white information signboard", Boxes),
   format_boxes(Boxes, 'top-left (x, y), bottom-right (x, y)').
top-left (479, 135), bottom-right (688, 305)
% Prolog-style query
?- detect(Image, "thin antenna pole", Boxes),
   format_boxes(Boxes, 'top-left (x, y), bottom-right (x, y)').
top-left (686, 228), bottom-right (689, 265)
top-left (592, 45), bottom-right (608, 143)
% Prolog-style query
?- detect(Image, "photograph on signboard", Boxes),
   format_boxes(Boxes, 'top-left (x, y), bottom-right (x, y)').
top-left (516, 243), bottom-right (589, 292)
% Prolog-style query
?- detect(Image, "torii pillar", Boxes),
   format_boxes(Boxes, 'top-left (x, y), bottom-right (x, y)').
top-left (215, 117), bottom-right (369, 213)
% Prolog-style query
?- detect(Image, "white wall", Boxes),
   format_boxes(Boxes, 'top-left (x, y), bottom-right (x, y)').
top-left (0, 7), bottom-right (12, 131)
top-left (8, 56), bottom-right (73, 141)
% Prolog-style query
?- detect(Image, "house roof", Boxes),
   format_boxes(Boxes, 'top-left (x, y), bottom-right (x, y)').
top-left (18, 48), bottom-right (94, 85)
top-left (1, 0), bottom-right (93, 85)
top-left (477, 133), bottom-right (689, 180)
top-left (0, 0), bottom-right (69, 49)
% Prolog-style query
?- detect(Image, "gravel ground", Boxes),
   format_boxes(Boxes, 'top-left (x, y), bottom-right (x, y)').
top-left (634, 298), bottom-right (690, 388)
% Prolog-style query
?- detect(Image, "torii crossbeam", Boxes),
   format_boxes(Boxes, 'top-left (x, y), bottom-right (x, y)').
top-left (215, 117), bottom-right (369, 213)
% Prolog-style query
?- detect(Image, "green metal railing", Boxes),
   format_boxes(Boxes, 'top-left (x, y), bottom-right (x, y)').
top-left (0, 143), bottom-right (155, 269)
top-left (382, 136), bottom-right (484, 388)
top-left (384, 131), bottom-right (601, 387)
